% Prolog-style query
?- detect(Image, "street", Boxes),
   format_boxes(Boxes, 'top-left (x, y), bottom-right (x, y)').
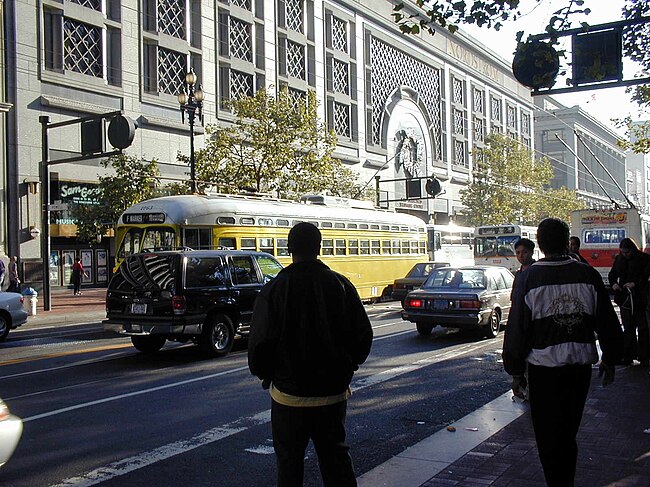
top-left (0, 303), bottom-right (511, 487)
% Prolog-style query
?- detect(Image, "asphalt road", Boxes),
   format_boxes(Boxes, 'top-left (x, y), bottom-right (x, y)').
top-left (0, 303), bottom-right (511, 487)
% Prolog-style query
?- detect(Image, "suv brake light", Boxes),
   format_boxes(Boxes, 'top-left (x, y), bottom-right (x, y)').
top-left (172, 295), bottom-right (186, 315)
top-left (407, 298), bottom-right (423, 308)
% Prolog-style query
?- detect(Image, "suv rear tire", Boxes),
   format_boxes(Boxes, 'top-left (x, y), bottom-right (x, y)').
top-left (199, 313), bottom-right (235, 357)
top-left (131, 335), bottom-right (166, 354)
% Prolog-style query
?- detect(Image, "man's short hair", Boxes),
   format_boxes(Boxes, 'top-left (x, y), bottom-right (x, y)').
top-left (569, 236), bottom-right (581, 246)
top-left (514, 238), bottom-right (535, 251)
top-left (537, 218), bottom-right (570, 255)
top-left (288, 222), bottom-right (321, 256)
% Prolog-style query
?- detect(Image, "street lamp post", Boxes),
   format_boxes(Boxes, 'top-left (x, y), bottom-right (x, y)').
top-left (177, 69), bottom-right (204, 194)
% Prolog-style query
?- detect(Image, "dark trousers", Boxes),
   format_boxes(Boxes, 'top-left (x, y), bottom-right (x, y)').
top-left (621, 306), bottom-right (648, 362)
top-left (271, 399), bottom-right (356, 487)
top-left (528, 363), bottom-right (592, 487)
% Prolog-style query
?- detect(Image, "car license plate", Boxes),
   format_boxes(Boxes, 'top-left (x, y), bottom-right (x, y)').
top-left (433, 299), bottom-right (448, 310)
top-left (131, 303), bottom-right (147, 314)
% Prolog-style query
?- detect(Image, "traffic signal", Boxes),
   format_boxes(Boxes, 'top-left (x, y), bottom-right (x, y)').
top-left (425, 177), bottom-right (442, 197)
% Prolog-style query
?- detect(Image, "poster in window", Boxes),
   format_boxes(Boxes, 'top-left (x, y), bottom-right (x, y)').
top-left (96, 249), bottom-right (107, 267)
top-left (50, 251), bottom-right (60, 286)
top-left (97, 266), bottom-right (108, 283)
top-left (82, 268), bottom-right (93, 284)
top-left (63, 251), bottom-right (75, 285)
top-left (81, 249), bottom-right (92, 268)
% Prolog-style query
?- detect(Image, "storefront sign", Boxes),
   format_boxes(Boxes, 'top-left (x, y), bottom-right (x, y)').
top-left (50, 181), bottom-right (102, 224)
top-left (447, 41), bottom-right (500, 82)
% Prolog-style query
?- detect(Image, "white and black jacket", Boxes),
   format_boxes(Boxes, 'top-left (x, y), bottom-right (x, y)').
top-left (503, 256), bottom-right (623, 377)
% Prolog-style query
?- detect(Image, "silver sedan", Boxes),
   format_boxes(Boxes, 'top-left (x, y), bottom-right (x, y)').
top-left (0, 291), bottom-right (29, 341)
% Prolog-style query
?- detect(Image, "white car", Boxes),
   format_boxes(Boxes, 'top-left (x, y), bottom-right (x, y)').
top-left (0, 291), bottom-right (29, 342)
top-left (0, 398), bottom-right (22, 468)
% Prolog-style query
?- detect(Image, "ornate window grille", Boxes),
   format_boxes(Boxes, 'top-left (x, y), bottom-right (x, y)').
top-left (230, 18), bottom-right (252, 61)
top-left (454, 109), bottom-right (464, 135)
top-left (369, 37), bottom-right (442, 158)
top-left (521, 112), bottom-right (530, 135)
top-left (332, 59), bottom-right (349, 95)
top-left (70, 0), bottom-right (101, 10)
top-left (158, 0), bottom-right (185, 39)
top-left (491, 97), bottom-right (502, 122)
top-left (333, 102), bottom-right (350, 137)
top-left (473, 88), bottom-right (484, 113)
top-left (454, 140), bottom-right (467, 167)
top-left (287, 40), bottom-right (305, 80)
top-left (453, 78), bottom-right (464, 105)
top-left (331, 17), bottom-right (348, 53)
top-left (230, 69), bottom-right (254, 99)
top-left (474, 118), bottom-right (484, 142)
top-left (63, 19), bottom-right (103, 77)
top-left (157, 47), bottom-right (185, 95)
top-left (286, 0), bottom-right (304, 33)
top-left (287, 87), bottom-right (306, 107)
top-left (231, 0), bottom-right (252, 10)
top-left (507, 105), bottom-right (517, 129)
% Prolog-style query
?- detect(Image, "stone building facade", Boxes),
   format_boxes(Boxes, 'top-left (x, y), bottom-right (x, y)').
top-left (3, 0), bottom-right (535, 288)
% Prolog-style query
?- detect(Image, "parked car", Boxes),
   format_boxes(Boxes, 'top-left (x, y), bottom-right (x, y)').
top-left (0, 397), bottom-right (22, 468)
top-left (401, 265), bottom-right (514, 338)
top-left (104, 250), bottom-right (283, 357)
top-left (392, 261), bottom-right (451, 306)
top-left (0, 292), bottom-right (29, 342)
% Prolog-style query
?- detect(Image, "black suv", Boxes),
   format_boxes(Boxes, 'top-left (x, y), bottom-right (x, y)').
top-left (103, 250), bottom-right (283, 357)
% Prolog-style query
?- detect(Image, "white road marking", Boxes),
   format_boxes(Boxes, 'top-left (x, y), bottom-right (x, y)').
top-left (245, 445), bottom-right (275, 455)
top-left (50, 340), bottom-right (489, 486)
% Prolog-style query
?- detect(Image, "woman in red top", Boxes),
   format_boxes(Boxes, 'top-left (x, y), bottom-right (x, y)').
top-left (71, 257), bottom-right (87, 295)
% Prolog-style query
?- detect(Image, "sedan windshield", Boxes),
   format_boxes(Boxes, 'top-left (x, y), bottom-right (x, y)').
top-left (423, 269), bottom-right (486, 289)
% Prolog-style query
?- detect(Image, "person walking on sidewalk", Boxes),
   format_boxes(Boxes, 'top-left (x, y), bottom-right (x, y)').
top-left (7, 256), bottom-right (20, 293)
top-left (608, 238), bottom-right (650, 366)
top-left (71, 257), bottom-right (88, 295)
top-left (503, 218), bottom-right (623, 487)
top-left (248, 222), bottom-right (373, 487)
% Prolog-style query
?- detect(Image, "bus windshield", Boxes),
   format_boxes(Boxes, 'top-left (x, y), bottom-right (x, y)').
top-left (117, 226), bottom-right (177, 259)
top-left (474, 235), bottom-right (518, 258)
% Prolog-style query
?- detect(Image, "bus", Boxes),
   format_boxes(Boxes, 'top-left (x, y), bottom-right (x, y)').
top-left (427, 223), bottom-right (474, 267)
top-left (113, 193), bottom-right (429, 300)
top-left (473, 224), bottom-right (540, 272)
top-left (570, 208), bottom-right (650, 283)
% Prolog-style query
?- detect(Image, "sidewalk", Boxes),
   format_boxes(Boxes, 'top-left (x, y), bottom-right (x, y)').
top-left (23, 286), bottom-right (107, 328)
top-left (359, 363), bottom-right (650, 487)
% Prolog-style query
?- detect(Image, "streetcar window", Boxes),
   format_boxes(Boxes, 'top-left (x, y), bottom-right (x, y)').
top-left (241, 238), bottom-right (256, 250)
top-left (371, 240), bottom-right (380, 254)
top-left (371, 224), bottom-right (380, 230)
top-left (392, 239), bottom-right (400, 254)
top-left (349, 239), bottom-right (359, 255)
top-left (117, 228), bottom-right (143, 259)
top-left (277, 219), bottom-right (290, 226)
top-left (391, 225), bottom-right (399, 231)
top-left (141, 227), bottom-right (176, 252)
top-left (400, 240), bottom-right (409, 254)
top-left (583, 229), bottom-right (626, 244)
top-left (419, 241), bottom-right (427, 254)
top-left (381, 240), bottom-right (391, 254)
top-left (240, 217), bottom-right (255, 225)
top-left (217, 216), bottom-right (236, 225)
top-left (321, 221), bottom-right (333, 228)
top-left (335, 239), bottom-right (346, 255)
top-left (335, 222), bottom-right (345, 229)
top-left (347, 223), bottom-right (358, 229)
top-left (259, 238), bottom-right (274, 254)
top-left (381, 225), bottom-right (390, 231)
top-left (259, 218), bottom-right (274, 226)
top-left (322, 239), bottom-right (334, 255)
top-left (183, 228), bottom-right (212, 250)
top-left (360, 240), bottom-right (370, 254)
top-left (360, 224), bottom-right (369, 230)
top-left (277, 238), bottom-right (289, 256)
top-left (410, 240), bottom-right (418, 253)
top-left (218, 238), bottom-right (236, 249)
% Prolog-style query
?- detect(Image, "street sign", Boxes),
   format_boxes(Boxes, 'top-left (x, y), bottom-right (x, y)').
top-left (47, 203), bottom-right (69, 211)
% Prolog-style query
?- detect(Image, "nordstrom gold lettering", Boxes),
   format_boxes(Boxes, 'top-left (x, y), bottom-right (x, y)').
top-left (448, 41), bottom-right (499, 82)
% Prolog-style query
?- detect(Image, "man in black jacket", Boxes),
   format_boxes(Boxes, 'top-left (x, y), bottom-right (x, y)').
top-left (248, 222), bottom-right (373, 487)
top-left (504, 218), bottom-right (623, 487)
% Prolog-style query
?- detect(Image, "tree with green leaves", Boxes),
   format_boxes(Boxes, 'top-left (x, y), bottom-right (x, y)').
top-left (70, 154), bottom-right (162, 243)
top-left (189, 87), bottom-right (369, 200)
top-left (460, 133), bottom-right (582, 226)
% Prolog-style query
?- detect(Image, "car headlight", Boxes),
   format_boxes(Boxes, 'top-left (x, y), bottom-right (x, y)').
top-left (0, 399), bottom-right (10, 421)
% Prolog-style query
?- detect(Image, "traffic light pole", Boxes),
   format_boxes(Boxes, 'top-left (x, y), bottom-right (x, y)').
top-left (38, 111), bottom-right (134, 310)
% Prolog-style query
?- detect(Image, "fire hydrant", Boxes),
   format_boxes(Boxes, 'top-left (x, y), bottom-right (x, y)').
top-left (22, 288), bottom-right (38, 316)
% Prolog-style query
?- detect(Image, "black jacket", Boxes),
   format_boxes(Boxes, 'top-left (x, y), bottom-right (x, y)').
top-left (608, 250), bottom-right (650, 305)
top-left (248, 260), bottom-right (373, 397)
